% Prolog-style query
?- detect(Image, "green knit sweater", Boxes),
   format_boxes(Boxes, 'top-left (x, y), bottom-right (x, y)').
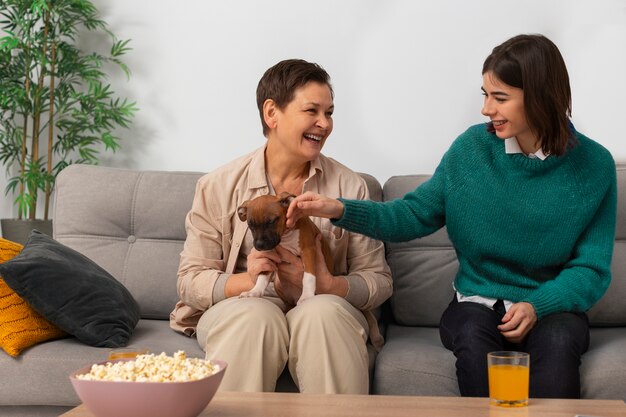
top-left (336, 124), bottom-right (617, 319)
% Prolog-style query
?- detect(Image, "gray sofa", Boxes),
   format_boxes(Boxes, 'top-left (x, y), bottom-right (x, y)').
top-left (0, 163), bottom-right (624, 416)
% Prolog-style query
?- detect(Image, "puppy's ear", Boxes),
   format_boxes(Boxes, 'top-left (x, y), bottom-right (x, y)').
top-left (278, 192), bottom-right (295, 209)
top-left (237, 201), bottom-right (249, 221)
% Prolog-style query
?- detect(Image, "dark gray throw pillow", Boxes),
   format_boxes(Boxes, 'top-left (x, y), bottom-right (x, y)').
top-left (0, 230), bottom-right (140, 347)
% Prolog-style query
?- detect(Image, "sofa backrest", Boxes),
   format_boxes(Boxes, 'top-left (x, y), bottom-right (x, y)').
top-left (54, 165), bottom-right (203, 319)
top-left (590, 164), bottom-right (626, 326)
top-left (53, 165), bottom-right (382, 321)
top-left (383, 175), bottom-right (457, 327)
top-left (383, 165), bottom-right (626, 328)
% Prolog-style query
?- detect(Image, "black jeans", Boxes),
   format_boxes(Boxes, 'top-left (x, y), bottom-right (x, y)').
top-left (439, 297), bottom-right (589, 398)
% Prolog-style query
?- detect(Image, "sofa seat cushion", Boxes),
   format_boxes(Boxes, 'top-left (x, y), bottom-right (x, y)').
top-left (0, 319), bottom-right (204, 407)
top-left (373, 324), bottom-right (458, 396)
top-left (375, 325), bottom-right (626, 400)
top-left (581, 328), bottom-right (626, 400)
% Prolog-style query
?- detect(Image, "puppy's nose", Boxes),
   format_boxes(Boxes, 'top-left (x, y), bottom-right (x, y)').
top-left (254, 237), bottom-right (280, 251)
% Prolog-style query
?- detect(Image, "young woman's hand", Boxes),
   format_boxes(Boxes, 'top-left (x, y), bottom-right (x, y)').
top-left (497, 302), bottom-right (538, 343)
top-left (286, 191), bottom-right (345, 228)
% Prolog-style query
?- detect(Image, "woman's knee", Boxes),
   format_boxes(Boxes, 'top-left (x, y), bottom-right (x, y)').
top-left (291, 294), bottom-right (342, 318)
top-left (232, 298), bottom-right (286, 324)
top-left (441, 301), bottom-right (502, 347)
top-left (287, 295), bottom-right (368, 340)
top-left (198, 297), bottom-right (288, 347)
top-left (529, 312), bottom-right (589, 354)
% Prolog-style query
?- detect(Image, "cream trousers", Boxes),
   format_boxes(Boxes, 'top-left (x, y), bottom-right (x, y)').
top-left (196, 294), bottom-right (369, 394)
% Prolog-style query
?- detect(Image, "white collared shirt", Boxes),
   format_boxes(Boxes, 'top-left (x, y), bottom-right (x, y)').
top-left (454, 136), bottom-right (547, 313)
top-left (505, 136), bottom-right (549, 160)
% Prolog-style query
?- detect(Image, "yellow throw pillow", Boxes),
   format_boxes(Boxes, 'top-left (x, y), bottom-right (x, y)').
top-left (0, 238), bottom-right (66, 357)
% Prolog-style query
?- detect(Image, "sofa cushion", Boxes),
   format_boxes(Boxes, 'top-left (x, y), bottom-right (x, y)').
top-left (0, 277), bottom-right (67, 357)
top-left (0, 319), bottom-right (204, 408)
top-left (373, 325), bottom-right (458, 396)
top-left (580, 327), bottom-right (626, 399)
top-left (383, 175), bottom-right (458, 326)
top-left (53, 165), bottom-right (202, 320)
top-left (587, 165), bottom-right (626, 325)
top-left (374, 324), bottom-right (626, 400)
top-left (0, 231), bottom-right (139, 347)
top-left (0, 238), bottom-right (66, 356)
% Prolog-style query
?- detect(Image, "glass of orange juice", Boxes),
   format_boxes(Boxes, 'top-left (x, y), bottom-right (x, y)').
top-left (107, 346), bottom-right (149, 360)
top-left (488, 351), bottom-right (530, 407)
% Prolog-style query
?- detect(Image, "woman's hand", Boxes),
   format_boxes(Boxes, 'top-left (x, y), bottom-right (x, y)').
top-left (247, 248), bottom-right (280, 282)
top-left (224, 248), bottom-right (280, 298)
top-left (286, 191), bottom-right (345, 228)
top-left (497, 302), bottom-right (537, 343)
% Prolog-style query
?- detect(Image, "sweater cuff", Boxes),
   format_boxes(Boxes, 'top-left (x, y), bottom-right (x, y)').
top-left (524, 292), bottom-right (560, 320)
top-left (332, 198), bottom-right (372, 233)
top-left (344, 275), bottom-right (369, 308)
top-left (212, 273), bottom-right (230, 304)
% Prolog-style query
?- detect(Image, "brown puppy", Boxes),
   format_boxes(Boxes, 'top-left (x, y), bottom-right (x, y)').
top-left (237, 192), bottom-right (332, 306)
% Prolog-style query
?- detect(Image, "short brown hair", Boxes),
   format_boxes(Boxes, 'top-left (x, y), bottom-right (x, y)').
top-left (256, 59), bottom-right (333, 136)
top-left (482, 34), bottom-right (575, 156)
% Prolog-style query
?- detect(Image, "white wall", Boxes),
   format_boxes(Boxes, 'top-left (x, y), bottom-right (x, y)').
top-left (2, 0), bottom-right (625, 219)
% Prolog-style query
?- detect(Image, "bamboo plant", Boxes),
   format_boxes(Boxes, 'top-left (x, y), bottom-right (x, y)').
top-left (0, 0), bottom-right (137, 220)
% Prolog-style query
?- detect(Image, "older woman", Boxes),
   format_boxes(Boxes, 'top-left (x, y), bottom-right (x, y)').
top-left (170, 59), bottom-right (392, 394)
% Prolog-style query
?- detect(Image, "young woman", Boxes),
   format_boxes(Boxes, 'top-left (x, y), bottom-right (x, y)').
top-left (286, 35), bottom-right (617, 398)
top-left (170, 59), bottom-right (392, 394)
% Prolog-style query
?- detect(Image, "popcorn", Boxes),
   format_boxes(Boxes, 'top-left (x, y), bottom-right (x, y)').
top-left (76, 350), bottom-right (220, 382)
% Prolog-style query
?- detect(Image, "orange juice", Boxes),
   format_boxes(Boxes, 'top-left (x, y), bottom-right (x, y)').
top-left (108, 347), bottom-right (148, 360)
top-left (108, 351), bottom-right (140, 360)
top-left (488, 364), bottom-right (529, 406)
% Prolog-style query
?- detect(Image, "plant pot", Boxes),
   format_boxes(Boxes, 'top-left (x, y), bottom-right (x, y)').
top-left (1, 219), bottom-right (53, 245)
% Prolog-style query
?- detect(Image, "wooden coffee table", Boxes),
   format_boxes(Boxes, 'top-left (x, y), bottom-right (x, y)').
top-left (59, 391), bottom-right (626, 417)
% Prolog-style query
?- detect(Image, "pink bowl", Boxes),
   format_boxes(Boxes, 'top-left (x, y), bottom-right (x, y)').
top-left (69, 359), bottom-right (227, 417)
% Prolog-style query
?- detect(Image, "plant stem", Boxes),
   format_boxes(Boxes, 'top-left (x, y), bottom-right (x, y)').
top-left (18, 42), bottom-right (32, 221)
top-left (44, 39), bottom-right (56, 221)
top-left (29, 8), bottom-right (51, 220)
top-left (19, 100), bottom-right (29, 221)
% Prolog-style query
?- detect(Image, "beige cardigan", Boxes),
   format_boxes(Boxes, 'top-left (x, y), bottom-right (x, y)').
top-left (170, 145), bottom-right (392, 349)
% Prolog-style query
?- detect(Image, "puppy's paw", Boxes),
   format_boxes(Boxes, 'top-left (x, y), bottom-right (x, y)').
top-left (297, 272), bottom-right (316, 306)
top-left (296, 294), bottom-right (313, 306)
top-left (240, 289), bottom-right (264, 298)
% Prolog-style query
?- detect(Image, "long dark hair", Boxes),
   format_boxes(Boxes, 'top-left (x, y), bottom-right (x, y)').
top-left (483, 34), bottom-right (575, 156)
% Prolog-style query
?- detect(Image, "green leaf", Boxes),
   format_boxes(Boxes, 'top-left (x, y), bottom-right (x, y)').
top-left (0, 34), bottom-right (19, 51)
top-left (111, 39), bottom-right (132, 57)
top-left (101, 132), bottom-right (120, 151)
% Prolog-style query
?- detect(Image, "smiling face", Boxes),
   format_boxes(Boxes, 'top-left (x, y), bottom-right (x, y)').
top-left (481, 71), bottom-right (538, 152)
top-left (265, 81), bottom-right (334, 163)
